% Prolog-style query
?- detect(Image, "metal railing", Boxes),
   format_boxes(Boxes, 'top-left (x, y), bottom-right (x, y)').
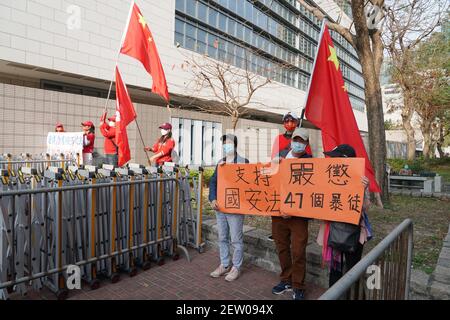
top-left (0, 164), bottom-right (204, 300)
top-left (319, 218), bottom-right (414, 300)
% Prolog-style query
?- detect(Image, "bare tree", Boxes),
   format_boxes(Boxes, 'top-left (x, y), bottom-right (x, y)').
top-left (414, 69), bottom-right (449, 158)
top-left (384, 0), bottom-right (446, 160)
top-left (180, 46), bottom-right (276, 130)
top-left (297, 0), bottom-right (388, 200)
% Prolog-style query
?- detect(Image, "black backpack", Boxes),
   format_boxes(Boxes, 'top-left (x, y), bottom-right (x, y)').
top-left (328, 221), bottom-right (361, 253)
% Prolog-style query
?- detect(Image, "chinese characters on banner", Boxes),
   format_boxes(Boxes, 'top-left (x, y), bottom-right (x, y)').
top-left (217, 158), bottom-right (365, 225)
top-left (46, 132), bottom-right (84, 163)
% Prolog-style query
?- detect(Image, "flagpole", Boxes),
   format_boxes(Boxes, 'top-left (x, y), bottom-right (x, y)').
top-left (135, 119), bottom-right (152, 166)
top-left (102, 0), bottom-right (135, 114)
top-left (299, 18), bottom-right (327, 127)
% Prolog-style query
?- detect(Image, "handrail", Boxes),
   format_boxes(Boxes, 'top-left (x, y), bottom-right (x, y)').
top-left (319, 218), bottom-right (413, 300)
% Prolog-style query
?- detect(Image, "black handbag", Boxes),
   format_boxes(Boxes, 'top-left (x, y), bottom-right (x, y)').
top-left (328, 222), bottom-right (361, 253)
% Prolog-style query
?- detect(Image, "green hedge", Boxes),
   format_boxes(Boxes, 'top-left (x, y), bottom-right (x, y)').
top-left (185, 167), bottom-right (215, 186)
top-left (387, 158), bottom-right (425, 173)
top-left (387, 157), bottom-right (450, 175)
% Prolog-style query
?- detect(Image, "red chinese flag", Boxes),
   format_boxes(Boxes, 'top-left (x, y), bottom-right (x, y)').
top-left (115, 66), bottom-right (137, 167)
top-left (305, 25), bottom-right (381, 193)
top-left (120, 3), bottom-right (169, 102)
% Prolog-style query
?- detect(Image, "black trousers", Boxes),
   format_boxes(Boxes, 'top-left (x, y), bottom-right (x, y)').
top-left (329, 243), bottom-right (364, 288)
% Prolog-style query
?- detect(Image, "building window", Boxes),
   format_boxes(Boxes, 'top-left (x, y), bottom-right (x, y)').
top-left (174, 0), bottom-right (366, 111)
top-left (186, 0), bottom-right (196, 17)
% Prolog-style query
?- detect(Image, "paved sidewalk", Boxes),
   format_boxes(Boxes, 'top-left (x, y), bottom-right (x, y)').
top-left (10, 246), bottom-right (326, 300)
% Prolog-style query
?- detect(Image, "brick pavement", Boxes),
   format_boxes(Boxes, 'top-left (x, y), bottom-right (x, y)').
top-left (10, 246), bottom-right (326, 300)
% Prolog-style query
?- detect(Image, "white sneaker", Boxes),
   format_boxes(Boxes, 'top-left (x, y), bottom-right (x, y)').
top-left (210, 265), bottom-right (230, 278)
top-left (225, 267), bottom-right (240, 282)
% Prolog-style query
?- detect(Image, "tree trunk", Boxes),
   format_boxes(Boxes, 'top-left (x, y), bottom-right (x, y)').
top-left (421, 120), bottom-right (433, 159)
top-left (351, 0), bottom-right (388, 201)
top-left (362, 70), bottom-right (389, 201)
top-left (437, 143), bottom-right (445, 158)
top-left (231, 115), bottom-right (239, 130)
top-left (422, 133), bottom-right (431, 159)
top-left (401, 97), bottom-right (416, 160)
top-left (437, 124), bottom-right (445, 158)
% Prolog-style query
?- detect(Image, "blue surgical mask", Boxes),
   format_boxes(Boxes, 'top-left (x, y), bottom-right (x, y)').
top-left (291, 141), bottom-right (306, 153)
top-left (223, 143), bottom-right (235, 155)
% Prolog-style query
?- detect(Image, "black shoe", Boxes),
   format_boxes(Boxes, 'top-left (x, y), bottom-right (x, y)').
top-left (267, 235), bottom-right (274, 241)
top-left (272, 281), bottom-right (292, 295)
top-left (293, 288), bottom-right (305, 300)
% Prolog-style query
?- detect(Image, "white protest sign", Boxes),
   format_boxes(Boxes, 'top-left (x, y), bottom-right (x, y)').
top-left (46, 132), bottom-right (84, 163)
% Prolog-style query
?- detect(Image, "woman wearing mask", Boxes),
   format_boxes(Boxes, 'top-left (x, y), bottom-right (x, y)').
top-left (208, 134), bottom-right (249, 282)
top-left (144, 122), bottom-right (175, 166)
top-left (81, 120), bottom-right (95, 165)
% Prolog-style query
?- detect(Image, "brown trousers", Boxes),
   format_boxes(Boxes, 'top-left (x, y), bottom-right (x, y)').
top-left (272, 216), bottom-right (309, 290)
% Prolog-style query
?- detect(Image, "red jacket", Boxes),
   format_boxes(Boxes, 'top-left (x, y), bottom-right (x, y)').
top-left (271, 133), bottom-right (292, 159)
top-left (83, 132), bottom-right (95, 153)
top-left (152, 138), bottom-right (175, 165)
top-left (100, 123), bottom-right (117, 154)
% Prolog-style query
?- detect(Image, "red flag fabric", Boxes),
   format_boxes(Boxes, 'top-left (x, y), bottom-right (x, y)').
top-left (120, 2), bottom-right (169, 102)
top-left (305, 25), bottom-right (381, 193)
top-left (115, 66), bottom-right (137, 167)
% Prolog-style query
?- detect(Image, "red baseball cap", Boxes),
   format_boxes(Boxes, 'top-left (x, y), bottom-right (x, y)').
top-left (107, 115), bottom-right (116, 121)
top-left (55, 122), bottom-right (64, 128)
top-left (159, 122), bottom-right (172, 130)
top-left (81, 121), bottom-right (94, 127)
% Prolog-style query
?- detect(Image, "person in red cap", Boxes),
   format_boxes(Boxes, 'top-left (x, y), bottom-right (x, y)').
top-left (55, 122), bottom-right (65, 132)
top-left (271, 112), bottom-right (299, 159)
top-left (144, 122), bottom-right (175, 166)
top-left (100, 113), bottom-right (118, 166)
top-left (81, 120), bottom-right (95, 165)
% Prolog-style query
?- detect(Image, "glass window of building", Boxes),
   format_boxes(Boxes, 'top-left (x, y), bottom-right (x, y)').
top-left (176, 0), bottom-right (185, 12)
top-left (219, 13), bottom-right (227, 30)
top-left (208, 8), bottom-right (218, 27)
top-left (186, 0), bottom-right (196, 17)
top-left (197, 1), bottom-right (208, 22)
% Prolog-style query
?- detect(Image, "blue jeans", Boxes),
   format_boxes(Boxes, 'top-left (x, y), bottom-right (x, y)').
top-left (216, 212), bottom-right (245, 270)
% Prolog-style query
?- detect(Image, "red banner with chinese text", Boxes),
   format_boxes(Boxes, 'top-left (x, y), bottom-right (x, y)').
top-left (217, 158), bottom-right (365, 225)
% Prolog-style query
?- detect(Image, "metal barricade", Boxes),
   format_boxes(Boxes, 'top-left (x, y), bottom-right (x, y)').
top-left (319, 218), bottom-right (414, 300)
top-left (0, 160), bottom-right (203, 300)
top-left (0, 153), bottom-right (77, 175)
top-left (176, 165), bottom-right (205, 253)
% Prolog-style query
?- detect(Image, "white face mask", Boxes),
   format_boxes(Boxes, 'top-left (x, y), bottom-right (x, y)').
top-left (108, 121), bottom-right (115, 127)
top-left (161, 129), bottom-right (169, 136)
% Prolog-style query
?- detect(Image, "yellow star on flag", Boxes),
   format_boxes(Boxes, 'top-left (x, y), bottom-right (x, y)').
top-left (342, 84), bottom-right (348, 92)
top-left (148, 36), bottom-right (153, 43)
top-left (327, 45), bottom-right (339, 71)
top-left (138, 13), bottom-right (146, 29)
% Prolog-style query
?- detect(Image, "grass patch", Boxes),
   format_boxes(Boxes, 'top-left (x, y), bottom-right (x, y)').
top-left (367, 195), bottom-right (450, 274)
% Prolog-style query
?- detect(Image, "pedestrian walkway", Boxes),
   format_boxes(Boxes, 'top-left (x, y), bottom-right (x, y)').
top-left (10, 246), bottom-right (326, 300)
